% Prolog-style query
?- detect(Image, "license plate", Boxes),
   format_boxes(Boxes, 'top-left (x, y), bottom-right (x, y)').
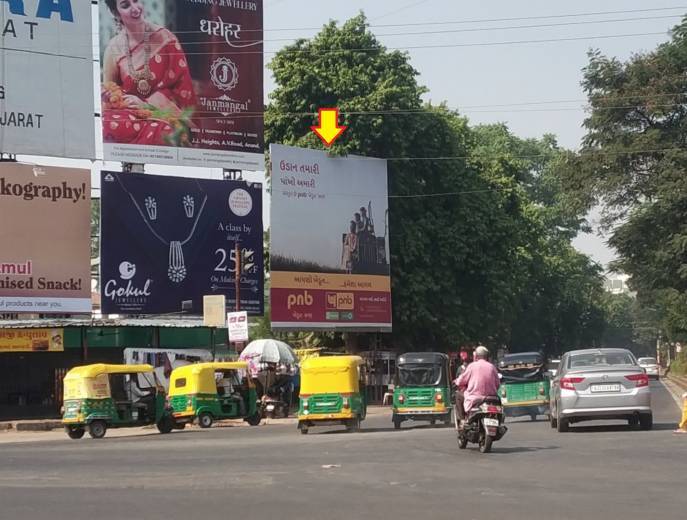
top-left (591, 383), bottom-right (621, 393)
top-left (266, 405), bottom-right (275, 411)
top-left (483, 418), bottom-right (499, 427)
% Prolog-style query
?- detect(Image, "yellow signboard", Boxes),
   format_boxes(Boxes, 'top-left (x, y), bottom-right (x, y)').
top-left (0, 328), bottom-right (64, 352)
top-left (203, 295), bottom-right (227, 328)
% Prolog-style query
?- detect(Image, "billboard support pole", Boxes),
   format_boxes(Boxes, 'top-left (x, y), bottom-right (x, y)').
top-left (234, 242), bottom-right (243, 352)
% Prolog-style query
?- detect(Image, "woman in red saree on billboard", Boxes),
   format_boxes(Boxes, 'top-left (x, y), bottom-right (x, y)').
top-left (101, 0), bottom-right (197, 147)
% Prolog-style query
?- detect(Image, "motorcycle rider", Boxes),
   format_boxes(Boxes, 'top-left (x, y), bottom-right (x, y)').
top-left (454, 345), bottom-right (501, 426)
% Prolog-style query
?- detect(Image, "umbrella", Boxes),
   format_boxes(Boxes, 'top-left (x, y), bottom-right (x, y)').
top-left (239, 339), bottom-right (297, 365)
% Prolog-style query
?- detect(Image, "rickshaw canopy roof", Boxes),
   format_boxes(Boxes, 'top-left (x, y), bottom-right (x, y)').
top-left (300, 356), bottom-right (364, 395)
top-left (64, 363), bottom-right (154, 380)
top-left (168, 362), bottom-right (249, 396)
top-left (397, 352), bottom-right (448, 365)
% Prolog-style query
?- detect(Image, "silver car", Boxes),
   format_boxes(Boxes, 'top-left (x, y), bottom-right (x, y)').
top-left (550, 348), bottom-right (652, 432)
top-left (637, 357), bottom-right (660, 379)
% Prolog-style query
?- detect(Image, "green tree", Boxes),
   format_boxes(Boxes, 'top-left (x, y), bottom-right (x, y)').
top-left (266, 15), bottom-right (546, 349)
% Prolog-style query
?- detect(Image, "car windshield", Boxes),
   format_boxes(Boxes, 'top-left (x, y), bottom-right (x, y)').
top-left (568, 351), bottom-right (635, 368)
top-left (638, 357), bottom-right (657, 365)
top-left (397, 364), bottom-right (441, 386)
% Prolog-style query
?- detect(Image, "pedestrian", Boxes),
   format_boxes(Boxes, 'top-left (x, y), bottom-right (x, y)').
top-left (674, 391), bottom-right (687, 434)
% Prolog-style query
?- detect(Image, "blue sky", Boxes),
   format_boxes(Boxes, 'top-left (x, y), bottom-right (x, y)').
top-left (19, 0), bottom-right (686, 269)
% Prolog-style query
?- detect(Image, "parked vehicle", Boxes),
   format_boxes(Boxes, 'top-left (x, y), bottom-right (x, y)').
top-left (637, 357), bottom-right (660, 379)
top-left (297, 355), bottom-right (367, 434)
top-left (455, 395), bottom-right (507, 453)
top-left (62, 363), bottom-right (175, 439)
top-left (392, 352), bottom-right (452, 429)
top-left (167, 362), bottom-right (261, 428)
top-left (498, 352), bottom-right (550, 420)
top-left (550, 348), bottom-right (652, 432)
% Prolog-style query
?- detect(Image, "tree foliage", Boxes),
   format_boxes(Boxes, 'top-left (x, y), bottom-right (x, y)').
top-left (562, 18), bottom-right (687, 341)
top-left (265, 14), bottom-right (608, 354)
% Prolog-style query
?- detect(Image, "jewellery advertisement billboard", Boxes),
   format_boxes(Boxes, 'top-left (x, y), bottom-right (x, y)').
top-left (270, 144), bottom-right (392, 332)
top-left (100, 171), bottom-right (263, 315)
top-left (99, 0), bottom-right (264, 170)
top-left (0, 164), bottom-right (91, 313)
top-left (0, 0), bottom-right (95, 158)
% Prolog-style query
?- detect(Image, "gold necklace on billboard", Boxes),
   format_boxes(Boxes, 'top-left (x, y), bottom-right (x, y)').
top-left (124, 24), bottom-right (153, 97)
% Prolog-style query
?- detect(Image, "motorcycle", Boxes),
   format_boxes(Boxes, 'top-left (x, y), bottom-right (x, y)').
top-left (455, 396), bottom-right (507, 453)
top-left (260, 393), bottom-right (289, 419)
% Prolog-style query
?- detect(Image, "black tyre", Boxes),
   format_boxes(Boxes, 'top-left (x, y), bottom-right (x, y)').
top-left (458, 435), bottom-right (468, 449)
top-left (346, 417), bottom-right (361, 432)
top-left (157, 417), bottom-right (174, 434)
top-left (530, 413), bottom-right (538, 421)
top-left (393, 418), bottom-right (401, 430)
top-left (87, 420), bottom-right (107, 439)
top-left (557, 416), bottom-right (569, 433)
top-left (173, 422), bottom-right (186, 430)
top-left (628, 416), bottom-right (639, 428)
top-left (479, 435), bottom-right (493, 453)
top-left (244, 413), bottom-right (262, 426)
top-left (640, 413), bottom-right (653, 431)
top-left (65, 426), bottom-right (85, 439)
top-left (300, 427), bottom-right (308, 435)
top-left (550, 414), bottom-right (557, 429)
top-left (198, 412), bottom-right (213, 429)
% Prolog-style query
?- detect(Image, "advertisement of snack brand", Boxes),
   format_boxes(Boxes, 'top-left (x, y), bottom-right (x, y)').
top-left (100, 171), bottom-right (263, 316)
top-left (0, 164), bottom-right (91, 313)
top-left (99, 0), bottom-right (264, 170)
top-left (270, 144), bottom-right (392, 332)
top-left (0, 0), bottom-right (96, 158)
top-left (0, 329), bottom-right (64, 352)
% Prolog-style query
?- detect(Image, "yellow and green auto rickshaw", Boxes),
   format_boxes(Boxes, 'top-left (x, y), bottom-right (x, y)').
top-left (297, 355), bottom-right (367, 434)
top-left (392, 352), bottom-right (452, 429)
top-left (62, 364), bottom-right (175, 439)
top-left (167, 362), bottom-right (261, 428)
top-left (498, 352), bottom-right (550, 420)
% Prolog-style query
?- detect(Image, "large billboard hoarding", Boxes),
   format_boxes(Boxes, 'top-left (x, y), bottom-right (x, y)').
top-left (0, 164), bottom-right (91, 313)
top-left (101, 171), bottom-right (263, 316)
top-left (270, 144), bottom-right (392, 332)
top-left (99, 0), bottom-right (264, 170)
top-left (0, 0), bottom-right (95, 158)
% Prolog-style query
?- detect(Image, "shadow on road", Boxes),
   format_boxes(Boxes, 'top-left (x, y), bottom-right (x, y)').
top-left (491, 445), bottom-right (559, 454)
top-left (566, 422), bottom-right (676, 433)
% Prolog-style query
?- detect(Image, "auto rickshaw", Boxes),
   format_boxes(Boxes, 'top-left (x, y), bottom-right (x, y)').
top-left (392, 352), bottom-right (452, 429)
top-left (62, 363), bottom-right (175, 439)
top-left (297, 355), bottom-right (367, 434)
top-left (498, 351), bottom-right (550, 420)
top-left (167, 362), bottom-right (261, 428)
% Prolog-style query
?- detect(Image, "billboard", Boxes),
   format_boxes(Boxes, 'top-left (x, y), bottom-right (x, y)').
top-left (270, 144), bottom-right (392, 332)
top-left (0, 0), bottom-right (95, 158)
top-left (0, 329), bottom-right (64, 352)
top-left (101, 171), bottom-right (263, 315)
top-left (99, 0), bottom-right (264, 170)
top-left (0, 164), bottom-right (91, 313)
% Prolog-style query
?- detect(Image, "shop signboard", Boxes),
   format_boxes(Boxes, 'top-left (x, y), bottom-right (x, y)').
top-left (0, 328), bottom-right (64, 352)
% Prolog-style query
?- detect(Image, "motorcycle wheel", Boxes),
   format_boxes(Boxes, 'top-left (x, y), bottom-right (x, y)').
top-left (479, 435), bottom-right (493, 453)
top-left (457, 435), bottom-right (468, 449)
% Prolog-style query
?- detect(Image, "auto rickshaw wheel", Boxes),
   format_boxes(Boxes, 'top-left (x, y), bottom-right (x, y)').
top-left (393, 418), bottom-right (401, 430)
top-left (173, 422), bottom-right (186, 430)
top-left (198, 412), bottom-right (213, 429)
top-left (88, 420), bottom-right (107, 439)
top-left (66, 426), bottom-right (85, 439)
top-left (157, 417), bottom-right (174, 434)
top-left (430, 419), bottom-right (436, 426)
top-left (345, 417), bottom-right (361, 432)
top-left (245, 413), bottom-right (262, 426)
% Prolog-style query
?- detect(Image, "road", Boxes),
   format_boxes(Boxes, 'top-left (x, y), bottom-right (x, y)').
top-left (0, 381), bottom-right (683, 520)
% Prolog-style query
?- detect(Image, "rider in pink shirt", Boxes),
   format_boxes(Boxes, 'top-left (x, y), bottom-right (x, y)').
top-left (454, 346), bottom-right (500, 424)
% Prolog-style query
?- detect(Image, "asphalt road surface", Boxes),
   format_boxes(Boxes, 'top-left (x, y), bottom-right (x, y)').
top-left (0, 381), bottom-right (682, 520)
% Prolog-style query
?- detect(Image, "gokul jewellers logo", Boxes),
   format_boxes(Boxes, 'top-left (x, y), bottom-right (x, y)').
top-left (103, 260), bottom-right (152, 303)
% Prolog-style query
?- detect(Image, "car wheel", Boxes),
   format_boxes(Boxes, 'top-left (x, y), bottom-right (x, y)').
top-left (557, 416), bottom-right (569, 433)
top-left (628, 416), bottom-right (639, 429)
top-left (198, 412), bottom-right (213, 429)
top-left (640, 413), bottom-right (653, 431)
top-left (66, 426), bottom-right (85, 439)
top-left (87, 420), bottom-right (107, 439)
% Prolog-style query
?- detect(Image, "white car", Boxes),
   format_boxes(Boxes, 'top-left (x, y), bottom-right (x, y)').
top-left (637, 357), bottom-right (660, 379)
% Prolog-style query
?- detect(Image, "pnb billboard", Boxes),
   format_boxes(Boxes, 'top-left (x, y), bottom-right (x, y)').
top-left (270, 144), bottom-right (392, 332)
top-left (100, 171), bottom-right (263, 316)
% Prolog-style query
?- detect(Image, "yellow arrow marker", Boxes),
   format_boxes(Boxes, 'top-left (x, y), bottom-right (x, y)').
top-left (311, 108), bottom-right (347, 147)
